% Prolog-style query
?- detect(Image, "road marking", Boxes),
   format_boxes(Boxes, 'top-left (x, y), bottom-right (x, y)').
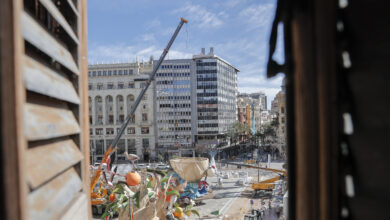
top-left (219, 185), bottom-right (247, 215)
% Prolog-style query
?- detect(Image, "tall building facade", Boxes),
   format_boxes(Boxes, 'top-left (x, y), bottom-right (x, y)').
top-left (154, 59), bottom-right (195, 157)
top-left (88, 59), bottom-right (156, 163)
top-left (194, 48), bottom-right (239, 148)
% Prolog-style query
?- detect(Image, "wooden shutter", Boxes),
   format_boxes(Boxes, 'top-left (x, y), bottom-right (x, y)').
top-left (0, 0), bottom-right (90, 219)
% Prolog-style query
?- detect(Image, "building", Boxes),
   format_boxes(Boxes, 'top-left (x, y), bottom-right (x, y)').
top-left (194, 48), bottom-right (239, 149)
top-left (237, 92), bottom-right (268, 133)
top-left (88, 58), bottom-right (156, 163)
top-left (271, 82), bottom-right (287, 156)
top-left (154, 59), bottom-right (194, 157)
top-left (154, 48), bottom-right (239, 155)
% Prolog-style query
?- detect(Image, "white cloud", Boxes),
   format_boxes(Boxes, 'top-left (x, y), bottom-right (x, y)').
top-left (88, 43), bottom-right (193, 64)
top-left (141, 34), bottom-right (155, 42)
top-left (173, 4), bottom-right (224, 28)
top-left (239, 3), bottom-right (275, 30)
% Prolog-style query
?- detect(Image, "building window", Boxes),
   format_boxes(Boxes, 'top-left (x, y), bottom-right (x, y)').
top-left (106, 128), bottom-right (114, 135)
top-left (90, 129), bottom-right (93, 135)
top-left (97, 83), bottom-right (103, 90)
top-left (88, 84), bottom-right (93, 90)
top-left (127, 139), bottom-right (136, 154)
top-left (119, 70), bottom-right (123, 75)
top-left (142, 138), bottom-right (149, 148)
top-left (92, 71), bottom-right (96, 76)
top-left (281, 107), bottom-right (285, 113)
top-left (107, 83), bottom-right (114, 89)
top-left (97, 116), bottom-right (103, 125)
top-left (103, 71), bottom-right (107, 76)
top-left (108, 115), bottom-right (114, 124)
top-left (128, 82), bottom-right (135, 88)
top-left (127, 127), bottom-right (135, 134)
top-left (129, 69), bottom-right (134, 75)
top-left (124, 70), bottom-right (128, 75)
top-left (113, 70), bottom-right (117, 75)
top-left (96, 140), bottom-right (104, 155)
top-left (98, 71), bottom-right (102, 76)
top-left (95, 128), bottom-right (103, 135)
top-left (119, 115), bottom-right (124, 123)
top-left (140, 82), bottom-right (147, 88)
top-left (129, 114), bottom-right (135, 123)
top-left (141, 127), bottom-right (149, 134)
top-left (142, 113), bottom-right (148, 121)
top-left (108, 70), bottom-right (112, 76)
top-left (118, 83), bottom-right (124, 89)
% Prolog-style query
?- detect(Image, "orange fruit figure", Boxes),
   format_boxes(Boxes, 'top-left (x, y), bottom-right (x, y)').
top-left (173, 207), bottom-right (183, 218)
top-left (126, 171), bottom-right (141, 186)
top-left (109, 193), bottom-right (116, 202)
top-left (166, 188), bottom-right (173, 202)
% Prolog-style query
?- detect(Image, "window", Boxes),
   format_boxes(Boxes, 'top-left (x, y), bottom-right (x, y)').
top-left (95, 128), bottom-right (103, 135)
top-left (118, 83), bottom-right (124, 89)
top-left (127, 127), bottom-right (135, 134)
top-left (108, 70), bottom-right (112, 76)
top-left (97, 116), bottom-right (103, 124)
top-left (124, 70), bottom-right (128, 75)
top-left (127, 139), bottom-right (136, 154)
top-left (141, 127), bottom-right (149, 134)
top-left (118, 70), bottom-right (123, 75)
top-left (129, 114), bottom-right (135, 123)
top-left (142, 113), bottom-right (148, 121)
top-left (142, 138), bottom-right (149, 148)
top-left (103, 71), bottom-right (107, 76)
top-left (98, 71), bottom-right (102, 76)
top-left (140, 82), bottom-right (147, 88)
top-left (90, 129), bottom-right (93, 135)
top-left (119, 114), bottom-right (124, 123)
top-left (129, 69), bottom-right (134, 75)
top-left (128, 82), bottom-right (135, 88)
top-left (107, 83), bottom-right (114, 89)
top-left (88, 84), bottom-right (93, 90)
top-left (108, 115), bottom-right (114, 124)
top-left (93, 71), bottom-right (96, 76)
top-left (113, 70), bottom-right (117, 75)
top-left (97, 83), bottom-right (103, 90)
top-left (106, 128), bottom-right (114, 135)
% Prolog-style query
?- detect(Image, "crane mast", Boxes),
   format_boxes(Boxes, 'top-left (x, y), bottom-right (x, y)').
top-left (109, 18), bottom-right (188, 155)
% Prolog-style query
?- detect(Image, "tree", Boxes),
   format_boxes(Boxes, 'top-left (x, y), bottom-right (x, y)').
top-left (256, 116), bottom-right (278, 149)
top-left (227, 122), bottom-right (251, 144)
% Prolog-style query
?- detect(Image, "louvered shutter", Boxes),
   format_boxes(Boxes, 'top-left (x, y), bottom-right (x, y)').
top-left (0, 0), bottom-right (90, 219)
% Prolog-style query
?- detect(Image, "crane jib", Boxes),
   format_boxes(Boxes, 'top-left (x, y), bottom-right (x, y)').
top-left (108, 18), bottom-right (188, 156)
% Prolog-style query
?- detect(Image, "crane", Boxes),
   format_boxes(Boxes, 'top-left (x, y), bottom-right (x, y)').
top-left (110, 17), bottom-right (188, 157)
top-left (90, 17), bottom-right (188, 196)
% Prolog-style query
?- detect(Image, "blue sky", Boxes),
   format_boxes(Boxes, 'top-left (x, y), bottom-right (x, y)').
top-left (87, 0), bottom-right (284, 108)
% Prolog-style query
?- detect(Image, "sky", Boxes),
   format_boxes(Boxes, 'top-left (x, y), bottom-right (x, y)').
top-left (87, 0), bottom-right (285, 109)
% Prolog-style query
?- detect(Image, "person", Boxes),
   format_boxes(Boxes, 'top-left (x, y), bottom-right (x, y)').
top-left (218, 176), bottom-right (223, 189)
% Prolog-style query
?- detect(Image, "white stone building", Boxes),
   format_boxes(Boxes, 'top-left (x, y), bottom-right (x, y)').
top-left (88, 59), bottom-right (156, 163)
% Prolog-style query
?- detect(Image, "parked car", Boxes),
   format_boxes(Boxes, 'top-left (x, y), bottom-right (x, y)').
top-left (156, 164), bottom-right (169, 170)
top-left (136, 163), bottom-right (150, 169)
